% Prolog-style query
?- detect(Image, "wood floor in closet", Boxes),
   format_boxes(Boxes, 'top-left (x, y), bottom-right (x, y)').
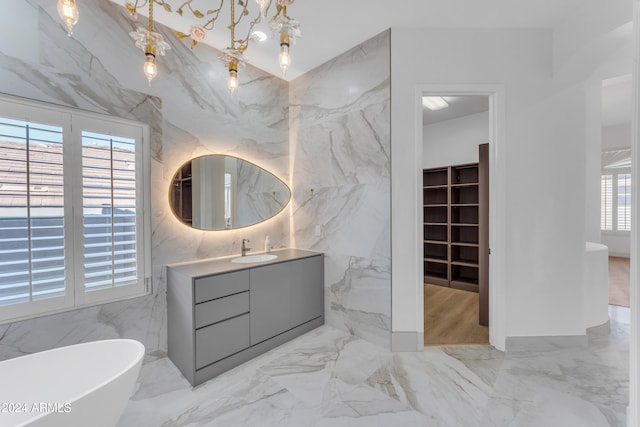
top-left (423, 283), bottom-right (489, 346)
top-left (608, 256), bottom-right (629, 308)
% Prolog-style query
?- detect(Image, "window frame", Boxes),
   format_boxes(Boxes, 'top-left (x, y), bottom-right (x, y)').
top-left (601, 167), bottom-right (632, 235)
top-left (616, 172), bottom-right (631, 232)
top-left (0, 94), bottom-right (151, 324)
top-left (601, 174), bottom-right (613, 231)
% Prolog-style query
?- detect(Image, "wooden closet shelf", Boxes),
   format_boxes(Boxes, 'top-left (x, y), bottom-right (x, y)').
top-left (424, 257), bottom-right (448, 264)
top-left (450, 242), bottom-right (479, 248)
top-left (451, 261), bottom-right (479, 268)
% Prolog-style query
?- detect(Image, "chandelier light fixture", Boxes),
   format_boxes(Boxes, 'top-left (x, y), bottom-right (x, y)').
top-left (59, 0), bottom-right (301, 92)
top-left (56, 0), bottom-right (79, 36)
top-left (271, 3), bottom-right (300, 75)
top-left (128, 1), bottom-right (171, 85)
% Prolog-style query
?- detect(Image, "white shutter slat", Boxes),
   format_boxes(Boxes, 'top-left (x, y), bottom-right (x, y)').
top-left (601, 175), bottom-right (613, 231)
top-left (0, 118), bottom-right (65, 307)
top-left (81, 131), bottom-right (138, 291)
top-left (617, 173), bottom-right (631, 231)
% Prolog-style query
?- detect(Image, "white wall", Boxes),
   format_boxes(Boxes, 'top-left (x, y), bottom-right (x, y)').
top-left (423, 112), bottom-right (489, 168)
top-left (630, 3), bottom-right (640, 422)
top-left (391, 28), bottom-right (588, 350)
top-left (601, 124), bottom-right (632, 256)
top-left (603, 123), bottom-right (632, 150)
top-left (585, 77), bottom-right (603, 243)
top-left (584, 57), bottom-right (633, 244)
top-left (602, 234), bottom-right (631, 257)
top-left (580, 27), bottom-right (633, 243)
top-left (554, 0), bottom-right (633, 251)
top-left (552, 0), bottom-right (632, 82)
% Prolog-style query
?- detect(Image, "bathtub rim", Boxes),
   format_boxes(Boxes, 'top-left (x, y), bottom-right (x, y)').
top-left (0, 339), bottom-right (145, 425)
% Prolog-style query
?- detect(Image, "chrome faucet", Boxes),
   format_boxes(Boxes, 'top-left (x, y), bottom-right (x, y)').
top-left (241, 239), bottom-right (251, 256)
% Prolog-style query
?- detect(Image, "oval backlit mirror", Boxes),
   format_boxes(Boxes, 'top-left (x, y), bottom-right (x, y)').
top-left (169, 155), bottom-right (291, 230)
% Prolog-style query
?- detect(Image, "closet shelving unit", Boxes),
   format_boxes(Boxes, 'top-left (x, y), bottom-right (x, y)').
top-left (423, 163), bottom-right (482, 293)
top-left (423, 167), bottom-right (450, 287)
top-left (170, 161), bottom-right (193, 226)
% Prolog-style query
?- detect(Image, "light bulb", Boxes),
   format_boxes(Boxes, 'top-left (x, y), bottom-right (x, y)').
top-left (255, 0), bottom-right (267, 17)
top-left (57, 0), bottom-right (79, 37)
top-left (228, 69), bottom-right (239, 93)
top-left (279, 44), bottom-right (290, 74)
top-left (144, 53), bottom-right (157, 86)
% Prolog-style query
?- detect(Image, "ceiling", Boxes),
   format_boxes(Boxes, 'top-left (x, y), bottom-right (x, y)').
top-left (421, 75), bottom-right (632, 127)
top-left (106, 1), bottom-right (630, 128)
top-left (602, 74), bottom-right (632, 127)
top-left (109, 0), bottom-right (584, 80)
top-left (423, 96), bottom-right (489, 126)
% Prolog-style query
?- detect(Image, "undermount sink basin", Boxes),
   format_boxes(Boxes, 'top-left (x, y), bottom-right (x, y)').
top-left (231, 254), bottom-right (279, 264)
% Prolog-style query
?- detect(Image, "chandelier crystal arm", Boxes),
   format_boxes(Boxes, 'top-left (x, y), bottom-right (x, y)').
top-left (126, 0), bottom-right (146, 14)
top-left (175, 0), bottom-right (222, 22)
top-left (273, 4), bottom-right (289, 19)
top-left (198, 5), bottom-right (225, 31)
top-left (233, 2), bottom-right (269, 52)
top-left (120, 0), bottom-right (299, 91)
top-left (231, 0), bottom-right (251, 29)
top-left (229, 0), bottom-right (266, 52)
top-left (130, 0), bottom-right (173, 14)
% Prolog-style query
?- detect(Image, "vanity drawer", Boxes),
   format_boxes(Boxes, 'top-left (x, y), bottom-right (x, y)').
top-left (195, 291), bottom-right (249, 329)
top-left (195, 313), bottom-right (250, 369)
top-left (194, 270), bottom-right (249, 303)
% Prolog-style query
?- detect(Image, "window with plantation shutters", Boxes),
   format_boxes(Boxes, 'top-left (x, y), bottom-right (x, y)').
top-left (0, 94), bottom-right (150, 323)
top-left (600, 170), bottom-right (632, 233)
top-left (600, 175), bottom-right (612, 231)
top-left (0, 119), bottom-right (66, 307)
top-left (81, 131), bottom-right (138, 291)
top-left (617, 173), bottom-right (631, 231)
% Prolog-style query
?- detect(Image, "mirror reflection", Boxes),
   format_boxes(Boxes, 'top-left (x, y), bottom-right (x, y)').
top-left (170, 155), bottom-right (291, 230)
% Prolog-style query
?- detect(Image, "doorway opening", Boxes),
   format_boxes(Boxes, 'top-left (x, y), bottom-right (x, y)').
top-left (600, 75), bottom-right (632, 311)
top-left (421, 94), bottom-right (491, 346)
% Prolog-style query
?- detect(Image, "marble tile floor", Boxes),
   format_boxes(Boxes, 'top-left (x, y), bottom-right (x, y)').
top-left (118, 306), bottom-right (629, 427)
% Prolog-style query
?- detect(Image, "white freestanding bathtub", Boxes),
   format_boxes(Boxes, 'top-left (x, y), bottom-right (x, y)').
top-left (0, 339), bottom-right (144, 427)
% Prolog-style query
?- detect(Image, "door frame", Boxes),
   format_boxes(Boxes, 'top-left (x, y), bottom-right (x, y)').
top-left (629, 0), bottom-right (639, 423)
top-left (415, 84), bottom-right (507, 350)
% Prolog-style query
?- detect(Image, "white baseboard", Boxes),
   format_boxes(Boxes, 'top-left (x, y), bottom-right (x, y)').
top-left (391, 331), bottom-right (424, 351)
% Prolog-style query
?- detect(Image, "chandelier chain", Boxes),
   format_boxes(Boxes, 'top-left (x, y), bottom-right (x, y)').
top-left (148, 0), bottom-right (154, 32)
top-left (230, 0), bottom-right (235, 48)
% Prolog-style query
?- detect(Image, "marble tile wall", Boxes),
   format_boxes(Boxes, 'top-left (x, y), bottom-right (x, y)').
top-left (289, 31), bottom-right (392, 348)
top-left (0, 0), bottom-right (289, 361)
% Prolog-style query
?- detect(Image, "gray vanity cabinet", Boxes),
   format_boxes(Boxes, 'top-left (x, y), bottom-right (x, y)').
top-left (249, 256), bottom-right (324, 346)
top-left (250, 263), bottom-right (291, 345)
top-left (167, 249), bottom-right (324, 386)
top-left (289, 256), bottom-right (324, 326)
